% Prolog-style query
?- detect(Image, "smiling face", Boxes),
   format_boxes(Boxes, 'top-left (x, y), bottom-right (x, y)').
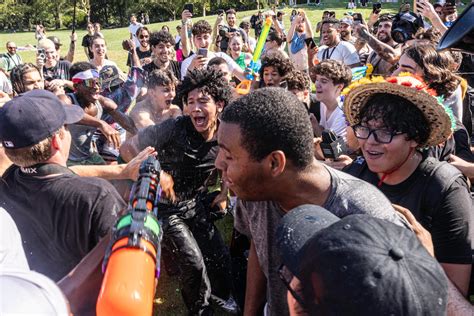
top-left (6, 42), bottom-right (16, 55)
top-left (193, 33), bottom-right (212, 49)
top-left (92, 38), bottom-right (107, 59)
top-left (227, 13), bottom-right (236, 27)
top-left (152, 41), bottom-right (173, 63)
top-left (186, 88), bottom-right (223, 139)
top-left (230, 36), bottom-right (243, 55)
top-left (216, 122), bottom-right (269, 200)
top-left (75, 78), bottom-right (101, 103)
top-left (263, 66), bottom-right (283, 87)
top-left (138, 29), bottom-right (150, 48)
top-left (321, 23), bottom-right (339, 47)
top-left (339, 23), bottom-right (352, 39)
top-left (357, 118), bottom-right (417, 175)
top-left (43, 44), bottom-right (58, 68)
top-left (376, 21), bottom-right (393, 43)
top-left (314, 74), bottom-right (342, 104)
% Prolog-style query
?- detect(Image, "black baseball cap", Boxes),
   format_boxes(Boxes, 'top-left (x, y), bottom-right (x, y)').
top-left (0, 90), bottom-right (84, 149)
top-left (277, 208), bottom-right (448, 315)
top-left (438, 4), bottom-right (474, 54)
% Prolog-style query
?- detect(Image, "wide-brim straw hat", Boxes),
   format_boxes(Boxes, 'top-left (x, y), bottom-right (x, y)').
top-left (343, 74), bottom-right (453, 147)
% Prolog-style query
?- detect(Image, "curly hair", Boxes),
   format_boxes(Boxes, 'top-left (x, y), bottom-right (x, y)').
top-left (321, 18), bottom-right (340, 30)
top-left (149, 30), bottom-right (175, 47)
top-left (192, 20), bottom-right (212, 37)
top-left (356, 93), bottom-right (430, 145)
top-left (176, 68), bottom-right (231, 109)
top-left (313, 60), bottom-right (352, 87)
top-left (10, 63), bottom-right (42, 95)
top-left (404, 43), bottom-right (460, 97)
top-left (286, 69), bottom-right (311, 92)
top-left (69, 62), bottom-right (96, 78)
top-left (259, 52), bottom-right (294, 78)
top-left (221, 88), bottom-right (314, 169)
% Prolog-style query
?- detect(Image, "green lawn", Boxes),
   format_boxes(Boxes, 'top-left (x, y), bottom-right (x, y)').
top-left (0, 3), bottom-right (403, 314)
top-left (1, 3), bottom-right (402, 71)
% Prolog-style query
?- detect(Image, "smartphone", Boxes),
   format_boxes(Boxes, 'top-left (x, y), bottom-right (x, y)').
top-left (217, 9), bottom-right (225, 15)
top-left (373, 2), bottom-right (382, 13)
top-left (197, 48), bottom-right (208, 58)
top-left (37, 48), bottom-right (45, 62)
top-left (353, 13), bottom-right (363, 23)
top-left (184, 3), bottom-right (194, 14)
top-left (305, 37), bottom-right (317, 49)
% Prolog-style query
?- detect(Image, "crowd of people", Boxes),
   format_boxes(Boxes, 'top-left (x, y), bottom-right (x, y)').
top-left (0, 1), bottom-right (473, 315)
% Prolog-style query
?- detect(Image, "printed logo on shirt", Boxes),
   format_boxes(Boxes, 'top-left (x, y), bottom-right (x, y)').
top-left (20, 167), bottom-right (38, 174)
top-left (3, 140), bottom-right (14, 148)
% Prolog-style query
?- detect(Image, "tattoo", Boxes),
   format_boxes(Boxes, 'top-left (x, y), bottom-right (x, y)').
top-left (366, 35), bottom-right (397, 64)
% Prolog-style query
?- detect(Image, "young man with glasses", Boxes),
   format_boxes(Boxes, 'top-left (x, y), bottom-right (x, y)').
top-left (37, 38), bottom-right (73, 94)
top-left (343, 75), bottom-right (473, 302)
top-left (126, 26), bottom-right (152, 68)
top-left (0, 41), bottom-right (22, 74)
top-left (215, 87), bottom-right (405, 316)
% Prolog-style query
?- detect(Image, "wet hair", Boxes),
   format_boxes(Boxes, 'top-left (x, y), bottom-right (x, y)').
top-left (356, 93), bottom-right (430, 145)
top-left (208, 57), bottom-right (228, 67)
top-left (259, 52), bottom-right (293, 78)
top-left (148, 69), bottom-right (177, 89)
top-left (10, 63), bottom-right (42, 94)
top-left (267, 31), bottom-right (285, 46)
top-left (192, 20), bottom-right (212, 37)
top-left (149, 30), bottom-right (175, 47)
top-left (321, 18), bottom-right (340, 30)
top-left (221, 88), bottom-right (314, 169)
top-left (286, 69), bottom-right (311, 92)
top-left (313, 60), bottom-right (352, 87)
top-left (69, 62), bottom-right (96, 78)
top-left (176, 68), bottom-right (231, 108)
top-left (136, 26), bottom-right (150, 37)
top-left (404, 43), bottom-right (460, 97)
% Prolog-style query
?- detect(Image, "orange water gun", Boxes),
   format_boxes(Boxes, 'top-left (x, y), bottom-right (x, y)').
top-left (97, 156), bottom-right (163, 316)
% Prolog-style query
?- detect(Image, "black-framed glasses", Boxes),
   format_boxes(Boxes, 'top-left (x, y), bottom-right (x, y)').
top-left (278, 264), bottom-right (306, 307)
top-left (352, 125), bottom-right (404, 144)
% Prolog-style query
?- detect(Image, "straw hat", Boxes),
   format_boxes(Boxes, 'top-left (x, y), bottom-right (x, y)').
top-left (342, 73), bottom-right (453, 147)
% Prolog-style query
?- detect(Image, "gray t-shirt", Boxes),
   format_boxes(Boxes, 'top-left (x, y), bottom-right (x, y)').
top-left (234, 165), bottom-right (405, 316)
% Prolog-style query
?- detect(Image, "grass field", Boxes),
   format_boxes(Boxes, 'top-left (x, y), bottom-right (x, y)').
top-left (0, 3), bottom-right (402, 71)
top-left (0, 3), bottom-right (402, 315)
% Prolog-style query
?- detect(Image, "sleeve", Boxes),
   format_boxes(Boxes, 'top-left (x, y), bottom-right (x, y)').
top-left (81, 35), bottom-right (87, 47)
top-left (89, 182), bottom-right (126, 244)
top-left (137, 118), bottom-right (176, 151)
top-left (220, 53), bottom-right (239, 73)
top-left (431, 177), bottom-right (473, 264)
top-left (343, 44), bottom-right (360, 65)
top-left (234, 199), bottom-right (252, 237)
top-left (180, 56), bottom-right (193, 80)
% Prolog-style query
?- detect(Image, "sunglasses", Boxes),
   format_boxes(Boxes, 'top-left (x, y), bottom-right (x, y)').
top-left (79, 78), bottom-right (101, 88)
top-left (139, 35), bottom-right (149, 39)
top-left (7, 46), bottom-right (16, 49)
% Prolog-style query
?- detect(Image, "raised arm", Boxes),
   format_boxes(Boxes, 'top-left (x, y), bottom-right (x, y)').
top-left (355, 24), bottom-right (400, 65)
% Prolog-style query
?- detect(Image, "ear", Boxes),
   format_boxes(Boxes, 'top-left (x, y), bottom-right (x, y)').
top-left (266, 150), bottom-right (286, 177)
top-left (51, 132), bottom-right (62, 150)
top-left (216, 100), bottom-right (225, 113)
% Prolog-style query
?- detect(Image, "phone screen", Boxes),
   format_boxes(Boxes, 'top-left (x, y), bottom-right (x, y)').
top-left (184, 3), bottom-right (194, 14)
top-left (198, 48), bottom-right (208, 57)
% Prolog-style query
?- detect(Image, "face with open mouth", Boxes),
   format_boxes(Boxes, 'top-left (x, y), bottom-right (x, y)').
top-left (321, 23), bottom-right (338, 47)
top-left (151, 84), bottom-right (176, 111)
top-left (263, 66), bottom-right (283, 87)
top-left (314, 74), bottom-right (342, 104)
top-left (357, 119), bottom-right (417, 175)
top-left (186, 88), bottom-right (223, 139)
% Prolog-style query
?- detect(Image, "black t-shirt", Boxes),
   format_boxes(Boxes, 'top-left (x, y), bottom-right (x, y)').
top-left (82, 34), bottom-right (94, 60)
top-left (0, 164), bottom-right (125, 281)
top-left (143, 60), bottom-right (181, 83)
top-left (43, 60), bottom-right (71, 82)
top-left (137, 116), bottom-right (218, 201)
top-left (126, 47), bottom-right (152, 67)
top-left (344, 156), bottom-right (473, 264)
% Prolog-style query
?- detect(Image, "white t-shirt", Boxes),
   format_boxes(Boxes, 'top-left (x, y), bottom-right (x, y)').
top-left (0, 207), bottom-right (29, 270)
top-left (180, 51), bottom-right (239, 80)
top-left (317, 41), bottom-right (360, 66)
top-left (129, 22), bottom-right (144, 47)
top-left (0, 71), bottom-right (12, 95)
top-left (319, 100), bottom-right (347, 141)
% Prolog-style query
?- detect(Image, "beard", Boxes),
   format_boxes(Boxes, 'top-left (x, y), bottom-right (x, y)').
top-left (377, 32), bottom-right (391, 43)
